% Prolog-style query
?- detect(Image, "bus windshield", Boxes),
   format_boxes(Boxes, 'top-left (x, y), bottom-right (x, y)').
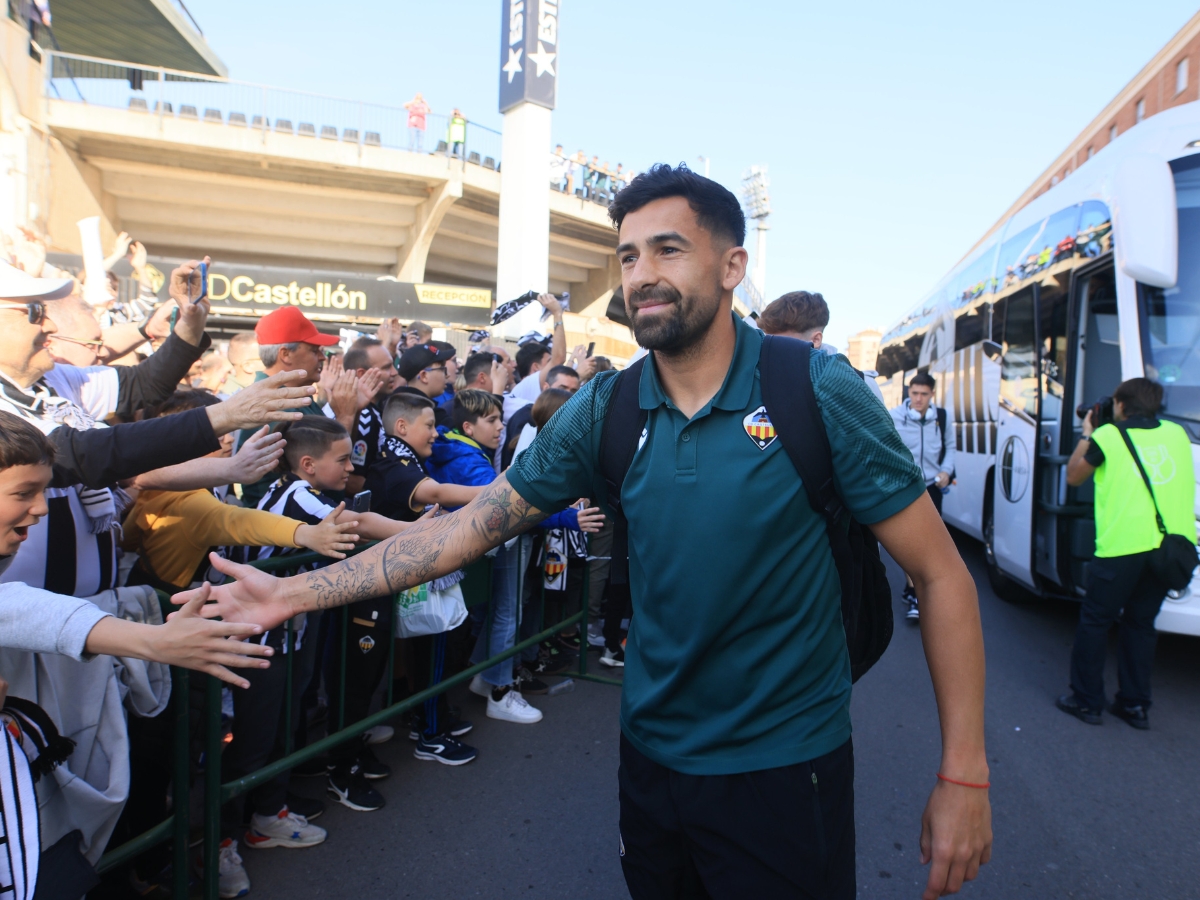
top-left (1142, 164), bottom-right (1200, 423)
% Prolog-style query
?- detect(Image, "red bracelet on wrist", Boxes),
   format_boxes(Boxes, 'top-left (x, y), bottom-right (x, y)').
top-left (936, 773), bottom-right (990, 789)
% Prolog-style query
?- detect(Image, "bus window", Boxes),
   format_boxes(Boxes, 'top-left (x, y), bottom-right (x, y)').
top-left (1077, 201), bottom-right (1113, 259)
top-left (997, 222), bottom-right (1045, 290)
top-left (996, 288), bottom-right (1037, 417)
top-left (954, 302), bottom-right (987, 350)
top-left (1039, 282), bottom-right (1069, 422)
top-left (1078, 271), bottom-right (1120, 418)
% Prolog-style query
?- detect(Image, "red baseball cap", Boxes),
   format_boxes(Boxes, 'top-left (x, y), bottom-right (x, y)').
top-left (254, 306), bottom-right (339, 346)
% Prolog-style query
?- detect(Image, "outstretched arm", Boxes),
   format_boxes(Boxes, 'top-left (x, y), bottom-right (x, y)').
top-left (193, 475), bottom-right (547, 631)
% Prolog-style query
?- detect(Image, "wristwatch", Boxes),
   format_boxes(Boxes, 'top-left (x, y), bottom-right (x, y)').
top-left (553, 318), bottom-right (563, 328)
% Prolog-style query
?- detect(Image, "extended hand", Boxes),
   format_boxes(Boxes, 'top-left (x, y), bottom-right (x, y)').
top-left (575, 506), bottom-right (605, 533)
top-left (227, 426), bottom-right (285, 485)
top-left (295, 502), bottom-right (360, 559)
top-left (206, 370), bottom-right (316, 435)
top-left (919, 780), bottom-right (993, 899)
top-left (356, 368), bottom-right (385, 410)
top-left (1081, 409), bottom-right (1095, 439)
top-left (181, 553), bottom-right (298, 633)
top-left (158, 585), bottom-right (275, 688)
top-left (491, 359), bottom-right (509, 394)
top-left (317, 352), bottom-right (344, 403)
top-left (537, 292), bottom-right (563, 318)
top-left (168, 256), bottom-right (212, 346)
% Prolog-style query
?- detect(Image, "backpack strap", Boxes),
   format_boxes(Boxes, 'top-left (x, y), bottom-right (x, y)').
top-left (936, 406), bottom-right (947, 467)
top-left (598, 356), bottom-right (648, 586)
top-left (1115, 423), bottom-right (1168, 536)
top-left (758, 336), bottom-right (847, 529)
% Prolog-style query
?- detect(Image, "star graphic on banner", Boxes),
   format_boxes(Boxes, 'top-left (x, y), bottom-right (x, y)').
top-left (527, 41), bottom-right (557, 78)
top-left (502, 46), bottom-right (523, 83)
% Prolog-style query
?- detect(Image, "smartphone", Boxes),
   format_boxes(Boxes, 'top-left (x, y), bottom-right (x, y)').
top-left (186, 261), bottom-right (208, 304)
top-left (351, 490), bottom-right (372, 513)
top-left (586, 342), bottom-right (595, 358)
top-left (491, 352), bottom-right (505, 365)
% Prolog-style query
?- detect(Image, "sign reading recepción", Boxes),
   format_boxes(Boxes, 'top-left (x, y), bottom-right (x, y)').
top-left (151, 259), bottom-right (493, 326)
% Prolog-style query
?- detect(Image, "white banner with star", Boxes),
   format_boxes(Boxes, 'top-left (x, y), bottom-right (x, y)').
top-left (499, 0), bottom-right (558, 113)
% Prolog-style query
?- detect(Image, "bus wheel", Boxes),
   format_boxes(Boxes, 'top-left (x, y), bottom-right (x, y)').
top-left (984, 506), bottom-right (1031, 603)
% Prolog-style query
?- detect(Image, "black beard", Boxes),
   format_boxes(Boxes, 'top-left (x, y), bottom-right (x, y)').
top-left (629, 285), bottom-right (720, 354)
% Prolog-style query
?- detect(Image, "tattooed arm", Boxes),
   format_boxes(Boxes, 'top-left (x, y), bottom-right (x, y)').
top-left (189, 475), bottom-right (548, 631)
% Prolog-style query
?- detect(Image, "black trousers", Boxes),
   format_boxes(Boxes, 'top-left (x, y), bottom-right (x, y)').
top-left (325, 595), bottom-right (394, 765)
top-left (1070, 551), bottom-right (1168, 710)
top-left (927, 483), bottom-right (944, 516)
top-left (618, 735), bottom-right (855, 900)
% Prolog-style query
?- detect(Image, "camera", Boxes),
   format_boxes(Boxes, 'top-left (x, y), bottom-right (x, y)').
top-left (1075, 395), bottom-right (1114, 427)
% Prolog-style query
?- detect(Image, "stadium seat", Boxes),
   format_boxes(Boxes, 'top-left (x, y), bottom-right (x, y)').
top-left (575, 187), bottom-right (585, 198)
top-left (320, 125), bottom-right (338, 140)
top-left (467, 151), bottom-right (481, 165)
top-left (275, 119), bottom-right (293, 133)
top-left (203, 108), bottom-right (222, 123)
top-left (298, 122), bottom-right (316, 137)
top-left (153, 101), bottom-right (173, 114)
top-left (483, 156), bottom-right (496, 170)
top-left (342, 128), bottom-right (359, 142)
top-left (251, 115), bottom-right (265, 128)
top-left (435, 140), bottom-right (448, 153)
top-left (128, 97), bottom-right (148, 112)
top-left (179, 105), bottom-right (198, 119)
top-left (228, 112), bottom-right (247, 126)
top-left (364, 132), bottom-right (381, 146)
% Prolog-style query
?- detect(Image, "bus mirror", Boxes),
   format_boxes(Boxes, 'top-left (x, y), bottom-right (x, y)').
top-left (982, 340), bottom-right (1003, 361)
top-left (1112, 154), bottom-right (1178, 288)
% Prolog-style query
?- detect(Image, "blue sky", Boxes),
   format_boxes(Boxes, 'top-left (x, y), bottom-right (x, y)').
top-left (188, 0), bottom-right (1199, 349)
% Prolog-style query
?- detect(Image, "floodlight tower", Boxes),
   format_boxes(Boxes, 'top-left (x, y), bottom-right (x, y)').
top-left (741, 165), bottom-right (771, 299)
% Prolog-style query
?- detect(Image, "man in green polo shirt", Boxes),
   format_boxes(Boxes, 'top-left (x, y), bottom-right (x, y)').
top-left (1062, 378), bottom-right (1196, 729)
top-left (196, 164), bottom-right (992, 900)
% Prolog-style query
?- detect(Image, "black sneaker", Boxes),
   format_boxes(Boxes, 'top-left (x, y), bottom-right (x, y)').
top-left (556, 632), bottom-right (582, 652)
top-left (1055, 693), bottom-right (1103, 725)
top-left (327, 764), bottom-right (385, 811)
top-left (285, 793), bottom-right (325, 821)
top-left (600, 646), bottom-right (625, 668)
top-left (516, 666), bottom-right (549, 695)
top-left (356, 745), bottom-right (391, 781)
top-left (532, 650), bottom-right (576, 676)
top-left (1109, 700), bottom-right (1150, 730)
top-left (905, 598), bottom-right (920, 623)
top-left (408, 713), bottom-right (474, 740)
top-left (292, 756), bottom-right (332, 778)
top-left (413, 734), bottom-right (478, 766)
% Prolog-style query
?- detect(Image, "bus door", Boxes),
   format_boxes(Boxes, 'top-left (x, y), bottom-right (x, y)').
top-left (991, 285), bottom-right (1039, 589)
top-left (1034, 276), bottom-right (1070, 585)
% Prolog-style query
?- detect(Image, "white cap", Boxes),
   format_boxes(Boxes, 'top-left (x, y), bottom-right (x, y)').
top-left (0, 261), bottom-right (74, 301)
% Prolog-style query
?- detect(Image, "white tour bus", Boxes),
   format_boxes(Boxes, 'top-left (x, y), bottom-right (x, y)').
top-left (876, 101), bottom-right (1200, 636)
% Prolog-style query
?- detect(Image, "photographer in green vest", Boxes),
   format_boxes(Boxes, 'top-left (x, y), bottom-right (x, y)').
top-left (1060, 377), bottom-right (1196, 729)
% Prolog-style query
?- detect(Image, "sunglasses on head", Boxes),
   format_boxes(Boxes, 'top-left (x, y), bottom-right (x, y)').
top-left (0, 301), bottom-right (46, 325)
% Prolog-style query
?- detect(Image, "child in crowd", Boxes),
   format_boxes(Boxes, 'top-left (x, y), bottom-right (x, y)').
top-left (367, 392), bottom-right (482, 765)
top-left (248, 417), bottom-right (416, 818)
top-left (122, 391), bottom-right (357, 592)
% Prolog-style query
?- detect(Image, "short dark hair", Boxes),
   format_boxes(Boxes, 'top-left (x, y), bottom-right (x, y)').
top-left (344, 337), bottom-right (383, 372)
top-left (1114, 377), bottom-right (1163, 418)
top-left (281, 417), bottom-right (349, 472)
top-left (461, 352), bottom-right (495, 386)
top-left (531, 388), bottom-right (572, 430)
top-left (608, 163), bottom-right (746, 247)
top-left (758, 291), bottom-right (830, 336)
top-left (0, 411), bottom-right (54, 470)
top-left (910, 373), bottom-right (936, 390)
top-left (382, 392), bottom-right (434, 432)
top-left (453, 389), bottom-right (502, 430)
top-left (544, 365), bottom-right (579, 387)
top-left (152, 390), bottom-right (221, 418)
top-left (516, 342), bottom-right (550, 379)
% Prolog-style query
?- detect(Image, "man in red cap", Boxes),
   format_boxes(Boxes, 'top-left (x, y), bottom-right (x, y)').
top-left (237, 307), bottom-right (341, 507)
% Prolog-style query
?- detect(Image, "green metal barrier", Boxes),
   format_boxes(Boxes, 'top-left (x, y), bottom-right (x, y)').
top-left (95, 538), bottom-right (618, 897)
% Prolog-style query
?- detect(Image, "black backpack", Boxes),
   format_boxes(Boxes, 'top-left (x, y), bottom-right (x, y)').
top-left (599, 336), bottom-right (894, 683)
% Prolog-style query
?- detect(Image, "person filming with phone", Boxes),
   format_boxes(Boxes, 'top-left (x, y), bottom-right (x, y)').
top-left (1060, 377), bottom-right (1198, 730)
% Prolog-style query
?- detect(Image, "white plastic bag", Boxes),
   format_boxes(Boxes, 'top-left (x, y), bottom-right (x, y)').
top-left (394, 582), bottom-right (467, 638)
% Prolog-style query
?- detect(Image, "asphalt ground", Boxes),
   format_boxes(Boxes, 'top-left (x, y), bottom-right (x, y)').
top-left (249, 530), bottom-right (1200, 900)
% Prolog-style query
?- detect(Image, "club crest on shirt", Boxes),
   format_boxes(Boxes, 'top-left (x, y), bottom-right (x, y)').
top-left (358, 634), bottom-right (376, 654)
top-left (742, 406), bottom-right (777, 450)
top-left (351, 440), bottom-right (368, 465)
top-left (544, 549), bottom-right (566, 578)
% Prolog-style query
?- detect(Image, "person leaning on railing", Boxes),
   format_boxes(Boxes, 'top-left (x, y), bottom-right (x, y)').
top-left (1060, 377), bottom-right (1197, 730)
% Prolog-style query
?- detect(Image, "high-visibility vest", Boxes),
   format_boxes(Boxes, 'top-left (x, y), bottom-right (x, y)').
top-left (448, 117), bottom-right (466, 143)
top-left (1090, 420), bottom-right (1197, 557)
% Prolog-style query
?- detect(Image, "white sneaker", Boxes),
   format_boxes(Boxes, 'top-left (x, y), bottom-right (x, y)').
top-left (245, 807), bottom-right (327, 849)
top-left (364, 724), bottom-right (394, 745)
top-left (218, 839), bottom-right (250, 898)
top-left (586, 623), bottom-right (606, 648)
top-left (469, 674), bottom-right (491, 698)
top-left (487, 687), bottom-right (543, 724)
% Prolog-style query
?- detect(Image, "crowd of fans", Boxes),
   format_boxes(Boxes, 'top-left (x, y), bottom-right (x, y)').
top-left (0, 227), bottom-right (623, 898)
top-left (550, 145), bottom-right (633, 202)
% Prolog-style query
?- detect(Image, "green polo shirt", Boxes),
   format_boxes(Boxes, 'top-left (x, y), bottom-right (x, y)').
top-left (507, 316), bottom-right (924, 775)
top-left (237, 370), bottom-right (329, 508)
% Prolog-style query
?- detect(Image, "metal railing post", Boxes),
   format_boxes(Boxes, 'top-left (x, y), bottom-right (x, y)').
top-left (284, 618), bottom-right (294, 756)
top-left (203, 674), bottom-right (222, 900)
top-left (171, 667), bottom-right (190, 899)
top-left (338, 607), bottom-right (348, 732)
top-left (261, 85), bottom-right (267, 144)
top-left (157, 67), bottom-right (165, 132)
